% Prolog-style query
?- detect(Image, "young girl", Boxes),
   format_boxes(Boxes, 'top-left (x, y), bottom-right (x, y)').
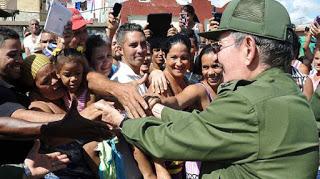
top-left (54, 48), bottom-right (95, 111)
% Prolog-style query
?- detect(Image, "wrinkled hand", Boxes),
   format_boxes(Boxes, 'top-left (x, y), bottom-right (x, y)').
top-left (41, 100), bottom-right (113, 141)
top-left (95, 100), bottom-right (124, 128)
top-left (310, 21), bottom-right (320, 40)
top-left (113, 74), bottom-right (149, 118)
top-left (24, 140), bottom-right (70, 178)
top-left (149, 70), bottom-right (168, 94)
top-left (167, 25), bottom-right (178, 37)
top-left (143, 23), bottom-right (153, 39)
top-left (208, 17), bottom-right (220, 31)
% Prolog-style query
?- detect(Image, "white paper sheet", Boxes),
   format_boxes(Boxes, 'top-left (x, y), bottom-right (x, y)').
top-left (44, 0), bottom-right (72, 37)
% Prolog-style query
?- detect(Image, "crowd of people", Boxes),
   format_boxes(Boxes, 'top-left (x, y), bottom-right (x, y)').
top-left (1, 0), bottom-right (320, 178)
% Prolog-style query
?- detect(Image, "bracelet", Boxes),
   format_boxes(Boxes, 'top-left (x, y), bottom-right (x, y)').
top-left (23, 163), bottom-right (32, 178)
top-left (119, 116), bottom-right (129, 128)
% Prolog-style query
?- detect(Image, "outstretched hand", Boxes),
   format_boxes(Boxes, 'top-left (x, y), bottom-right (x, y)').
top-left (114, 74), bottom-right (149, 119)
top-left (310, 21), bottom-right (320, 40)
top-left (95, 100), bottom-right (124, 128)
top-left (149, 70), bottom-right (168, 94)
top-left (24, 139), bottom-right (70, 178)
top-left (40, 100), bottom-right (113, 141)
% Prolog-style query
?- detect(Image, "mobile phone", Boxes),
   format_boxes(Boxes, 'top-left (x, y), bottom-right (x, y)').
top-left (212, 12), bottom-right (222, 23)
top-left (147, 13), bottom-right (172, 37)
top-left (112, 3), bottom-right (122, 17)
top-left (315, 16), bottom-right (320, 24)
top-left (179, 12), bottom-right (187, 26)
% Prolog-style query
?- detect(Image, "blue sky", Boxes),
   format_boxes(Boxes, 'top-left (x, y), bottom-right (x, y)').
top-left (277, 0), bottom-right (320, 24)
top-left (210, 0), bottom-right (320, 25)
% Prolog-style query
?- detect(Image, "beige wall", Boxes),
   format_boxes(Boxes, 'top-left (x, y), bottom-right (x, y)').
top-left (17, 0), bottom-right (40, 12)
top-left (15, 0), bottom-right (41, 21)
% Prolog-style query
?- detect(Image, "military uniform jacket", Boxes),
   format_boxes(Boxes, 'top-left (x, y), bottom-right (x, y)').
top-left (121, 68), bottom-right (319, 179)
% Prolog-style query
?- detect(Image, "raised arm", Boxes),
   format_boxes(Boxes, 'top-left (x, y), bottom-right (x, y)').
top-left (161, 84), bottom-right (202, 110)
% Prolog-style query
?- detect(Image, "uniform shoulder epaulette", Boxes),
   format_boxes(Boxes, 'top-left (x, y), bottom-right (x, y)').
top-left (218, 80), bottom-right (253, 94)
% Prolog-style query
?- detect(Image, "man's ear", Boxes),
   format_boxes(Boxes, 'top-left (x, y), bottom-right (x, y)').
top-left (242, 35), bottom-right (257, 66)
top-left (117, 45), bottom-right (123, 56)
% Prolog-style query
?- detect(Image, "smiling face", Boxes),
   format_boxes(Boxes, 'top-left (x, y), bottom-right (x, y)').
top-left (313, 50), bottom-right (320, 71)
top-left (201, 52), bottom-right (223, 87)
top-left (91, 45), bottom-right (113, 77)
top-left (35, 64), bottom-right (65, 100)
top-left (0, 38), bottom-right (22, 81)
top-left (151, 48), bottom-right (165, 65)
top-left (57, 62), bottom-right (84, 93)
top-left (120, 31), bottom-right (147, 74)
top-left (216, 32), bottom-right (246, 83)
top-left (165, 42), bottom-right (191, 78)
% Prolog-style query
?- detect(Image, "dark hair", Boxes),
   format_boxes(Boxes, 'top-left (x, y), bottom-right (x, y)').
top-left (292, 32), bottom-right (300, 59)
top-left (0, 27), bottom-right (19, 47)
top-left (181, 5), bottom-right (200, 23)
top-left (148, 37), bottom-right (166, 52)
top-left (85, 35), bottom-right (108, 66)
top-left (53, 48), bottom-right (89, 74)
top-left (193, 44), bottom-right (219, 75)
top-left (180, 28), bottom-right (198, 49)
top-left (232, 32), bottom-right (293, 72)
top-left (162, 34), bottom-right (191, 57)
top-left (116, 23), bottom-right (144, 45)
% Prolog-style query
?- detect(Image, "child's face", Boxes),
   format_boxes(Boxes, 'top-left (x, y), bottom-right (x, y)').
top-left (58, 62), bottom-right (84, 93)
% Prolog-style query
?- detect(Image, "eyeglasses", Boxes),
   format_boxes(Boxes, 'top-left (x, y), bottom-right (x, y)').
top-left (211, 41), bottom-right (235, 53)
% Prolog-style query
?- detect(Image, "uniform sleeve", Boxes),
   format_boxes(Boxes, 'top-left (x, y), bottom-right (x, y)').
top-left (161, 106), bottom-right (193, 123)
top-left (0, 87), bottom-right (26, 117)
top-left (121, 92), bottom-right (258, 162)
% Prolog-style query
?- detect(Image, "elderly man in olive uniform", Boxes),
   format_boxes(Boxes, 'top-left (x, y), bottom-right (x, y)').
top-left (98, 0), bottom-right (319, 178)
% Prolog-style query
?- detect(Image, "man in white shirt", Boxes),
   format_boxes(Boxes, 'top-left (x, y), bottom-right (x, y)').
top-left (23, 19), bottom-right (40, 56)
top-left (111, 23), bottom-right (148, 95)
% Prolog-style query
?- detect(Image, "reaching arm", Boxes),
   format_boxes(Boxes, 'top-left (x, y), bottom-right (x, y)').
top-left (87, 71), bottom-right (148, 118)
top-left (0, 117), bottom-right (43, 139)
top-left (11, 109), bottom-right (63, 123)
top-left (161, 84), bottom-right (202, 110)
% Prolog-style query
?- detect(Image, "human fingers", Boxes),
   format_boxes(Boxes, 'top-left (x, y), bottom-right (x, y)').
top-left (160, 74), bottom-right (168, 91)
top-left (134, 73), bottom-right (148, 86)
top-left (148, 97), bottom-right (161, 109)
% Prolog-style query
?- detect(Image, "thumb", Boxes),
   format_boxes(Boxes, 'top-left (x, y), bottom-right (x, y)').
top-left (131, 73), bottom-right (148, 86)
top-left (136, 73), bottom-right (148, 85)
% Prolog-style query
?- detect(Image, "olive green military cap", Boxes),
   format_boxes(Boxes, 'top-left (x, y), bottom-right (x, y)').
top-left (200, 0), bottom-right (294, 42)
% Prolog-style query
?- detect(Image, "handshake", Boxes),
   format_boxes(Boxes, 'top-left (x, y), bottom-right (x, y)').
top-left (41, 95), bottom-right (162, 141)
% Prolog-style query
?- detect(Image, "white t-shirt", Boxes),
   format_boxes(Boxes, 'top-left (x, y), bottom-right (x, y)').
top-left (110, 61), bottom-right (147, 95)
top-left (23, 35), bottom-right (40, 53)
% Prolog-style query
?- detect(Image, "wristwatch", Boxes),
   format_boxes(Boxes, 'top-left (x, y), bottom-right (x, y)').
top-left (119, 116), bottom-right (129, 128)
top-left (23, 163), bottom-right (32, 178)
